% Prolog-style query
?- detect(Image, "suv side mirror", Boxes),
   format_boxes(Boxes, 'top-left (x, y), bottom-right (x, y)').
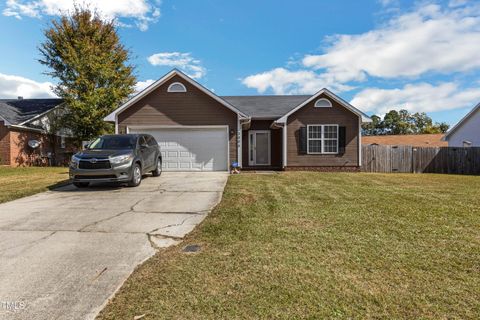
top-left (140, 143), bottom-right (148, 149)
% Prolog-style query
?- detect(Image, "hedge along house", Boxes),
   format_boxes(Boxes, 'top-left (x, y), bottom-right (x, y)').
top-left (105, 69), bottom-right (371, 172)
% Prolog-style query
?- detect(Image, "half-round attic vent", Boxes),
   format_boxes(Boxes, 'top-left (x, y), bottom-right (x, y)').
top-left (167, 82), bottom-right (187, 92)
top-left (314, 98), bottom-right (332, 108)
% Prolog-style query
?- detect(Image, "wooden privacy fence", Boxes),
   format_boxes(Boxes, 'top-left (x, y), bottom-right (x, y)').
top-left (362, 145), bottom-right (480, 175)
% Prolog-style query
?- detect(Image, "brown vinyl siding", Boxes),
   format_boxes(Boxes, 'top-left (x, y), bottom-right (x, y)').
top-left (242, 120), bottom-right (282, 168)
top-left (118, 75), bottom-right (238, 163)
top-left (286, 94), bottom-right (360, 167)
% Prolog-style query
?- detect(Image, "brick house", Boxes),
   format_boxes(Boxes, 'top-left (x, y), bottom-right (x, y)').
top-left (0, 98), bottom-right (75, 166)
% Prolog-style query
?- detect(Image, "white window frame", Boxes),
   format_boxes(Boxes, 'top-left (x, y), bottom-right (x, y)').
top-left (167, 82), bottom-right (187, 92)
top-left (314, 98), bottom-right (332, 108)
top-left (307, 124), bottom-right (339, 154)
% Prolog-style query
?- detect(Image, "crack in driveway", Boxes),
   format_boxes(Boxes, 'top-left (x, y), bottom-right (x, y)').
top-left (0, 231), bottom-right (57, 254)
top-left (78, 198), bottom-right (146, 232)
top-left (0, 172), bottom-right (228, 320)
top-left (148, 214), bottom-right (200, 234)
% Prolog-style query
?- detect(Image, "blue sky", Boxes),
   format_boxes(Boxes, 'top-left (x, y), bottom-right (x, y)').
top-left (1, 0), bottom-right (480, 125)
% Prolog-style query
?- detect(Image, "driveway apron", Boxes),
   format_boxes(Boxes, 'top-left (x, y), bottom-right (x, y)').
top-left (0, 172), bottom-right (228, 320)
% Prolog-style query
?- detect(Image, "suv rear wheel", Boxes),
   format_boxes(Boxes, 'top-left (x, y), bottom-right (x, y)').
top-left (128, 163), bottom-right (142, 187)
top-left (152, 158), bottom-right (162, 177)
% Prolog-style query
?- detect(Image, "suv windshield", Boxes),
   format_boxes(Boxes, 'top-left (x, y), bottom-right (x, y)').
top-left (88, 136), bottom-right (137, 150)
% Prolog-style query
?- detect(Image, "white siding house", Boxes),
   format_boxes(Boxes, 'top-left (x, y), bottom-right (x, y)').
top-left (444, 103), bottom-right (480, 147)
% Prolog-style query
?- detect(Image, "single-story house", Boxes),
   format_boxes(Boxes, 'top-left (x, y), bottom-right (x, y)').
top-left (362, 134), bottom-right (447, 147)
top-left (105, 69), bottom-right (371, 172)
top-left (443, 102), bottom-right (480, 147)
top-left (0, 98), bottom-right (74, 166)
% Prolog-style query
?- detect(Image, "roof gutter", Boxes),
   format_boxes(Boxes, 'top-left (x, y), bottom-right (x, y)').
top-left (270, 121), bottom-right (284, 129)
top-left (7, 124), bottom-right (46, 133)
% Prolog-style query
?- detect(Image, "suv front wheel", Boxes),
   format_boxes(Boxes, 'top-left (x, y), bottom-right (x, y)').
top-left (128, 163), bottom-right (142, 187)
top-left (152, 158), bottom-right (162, 177)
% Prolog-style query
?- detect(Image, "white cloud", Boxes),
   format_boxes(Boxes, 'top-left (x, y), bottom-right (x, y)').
top-left (3, 0), bottom-right (161, 31)
top-left (0, 73), bottom-right (56, 98)
top-left (302, 3), bottom-right (480, 82)
top-left (147, 52), bottom-right (206, 79)
top-left (448, 0), bottom-right (468, 8)
top-left (351, 82), bottom-right (480, 115)
top-left (241, 2), bottom-right (480, 118)
top-left (134, 79), bottom-right (155, 92)
top-left (242, 67), bottom-right (353, 95)
top-left (378, 0), bottom-right (397, 7)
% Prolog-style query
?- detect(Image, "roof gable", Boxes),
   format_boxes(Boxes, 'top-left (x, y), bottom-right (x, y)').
top-left (443, 102), bottom-right (480, 140)
top-left (104, 69), bottom-right (248, 121)
top-left (0, 98), bottom-right (63, 125)
top-left (275, 88), bottom-right (371, 123)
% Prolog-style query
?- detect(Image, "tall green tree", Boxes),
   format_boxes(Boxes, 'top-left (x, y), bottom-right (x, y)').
top-left (362, 109), bottom-right (449, 135)
top-left (383, 110), bottom-right (413, 134)
top-left (39, 6), bottom-right (136, 144)
top-left (362, 114), bottom-right (382, 135)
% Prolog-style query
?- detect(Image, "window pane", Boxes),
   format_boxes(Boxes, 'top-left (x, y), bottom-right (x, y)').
top-left (309, 140), bottom-right (322, 153)
top-left (308, 126), bottom-right (321, 139)
top-left (324, 125), bottom-right (338, 139)
top-left (324, 139), bottom-right (338, 153)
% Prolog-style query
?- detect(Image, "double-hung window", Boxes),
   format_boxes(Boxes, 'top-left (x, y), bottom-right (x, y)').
top-left (307, 125), bottom-right (338, 154)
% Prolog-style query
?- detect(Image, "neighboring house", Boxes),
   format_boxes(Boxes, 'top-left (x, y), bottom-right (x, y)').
top-left (105, 69), bottom-right (371, 172)
top-left (443, 102), bottom-right (480, 147)
top-left (362, 134), bottom-right (447, 147)
top-left (0, 98), bottom-right (74, 166)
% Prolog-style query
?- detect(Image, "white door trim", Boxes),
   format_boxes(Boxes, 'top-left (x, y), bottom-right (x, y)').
top-left (248, 130), bottom-right (271, 166)
top-left (127, 125), bottom-right (230, 172)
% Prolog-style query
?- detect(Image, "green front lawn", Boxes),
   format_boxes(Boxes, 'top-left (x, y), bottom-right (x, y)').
top-left (98, 173), bottom-right (480, 319)
top-left (0, 166), bottom-right (69, 203)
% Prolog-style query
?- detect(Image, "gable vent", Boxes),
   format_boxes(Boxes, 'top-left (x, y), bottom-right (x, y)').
top-left (167, 82), bottom-right (187, 93)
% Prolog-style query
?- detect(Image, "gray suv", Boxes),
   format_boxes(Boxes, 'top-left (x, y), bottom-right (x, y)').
top-left (69, 134), bottom-right (162, 188)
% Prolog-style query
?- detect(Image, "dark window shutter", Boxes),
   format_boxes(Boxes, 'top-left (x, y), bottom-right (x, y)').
top-left (299, 126), bottom-right (307, 154)
top-left (338, 126), bottom-right (346, 154)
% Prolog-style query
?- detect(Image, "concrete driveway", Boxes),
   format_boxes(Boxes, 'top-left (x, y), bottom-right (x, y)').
top-left (0, 172), bottom-right (228, 320)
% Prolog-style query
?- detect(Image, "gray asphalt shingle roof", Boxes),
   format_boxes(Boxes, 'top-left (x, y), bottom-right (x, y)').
top-left (0, 98), bottom-right (63, 125)
top-left (221, 95), bottom-right (310, 118)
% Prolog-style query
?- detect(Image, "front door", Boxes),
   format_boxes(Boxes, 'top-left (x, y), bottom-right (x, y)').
top-left (248, 130), bottom-right (271, 166)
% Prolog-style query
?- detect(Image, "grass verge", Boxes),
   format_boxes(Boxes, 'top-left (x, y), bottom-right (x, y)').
top-left (98, 172), bottom-right (480, 319)
top-left (0, 166), bottom-right (69, 203)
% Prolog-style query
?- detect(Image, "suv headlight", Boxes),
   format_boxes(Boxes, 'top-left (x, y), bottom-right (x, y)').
top-left (110, 154), bottom-right (133, 165)
top-left (70, 155), bottom-right (81, 168)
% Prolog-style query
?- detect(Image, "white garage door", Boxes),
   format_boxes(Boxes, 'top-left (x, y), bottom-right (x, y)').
top-left (129, 127), bottom-right (229, 171)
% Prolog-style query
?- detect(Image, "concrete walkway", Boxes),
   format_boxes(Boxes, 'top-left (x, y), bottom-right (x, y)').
top-left (0, 172), bottom-right (228, 320)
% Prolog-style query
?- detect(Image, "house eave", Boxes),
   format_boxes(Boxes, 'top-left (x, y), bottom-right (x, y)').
top-left (7, 124), bottom-right (46, 133)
